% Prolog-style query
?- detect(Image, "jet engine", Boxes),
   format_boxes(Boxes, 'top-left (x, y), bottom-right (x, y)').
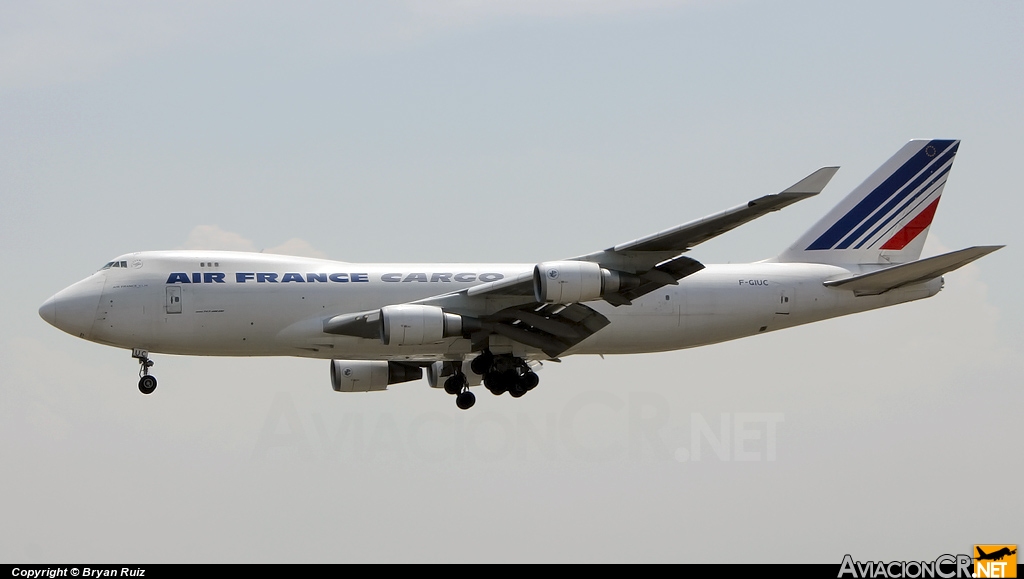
top-left (330, 360), bottom-right (423, 392)
top-left (533, 260), bottom-right (639, 304)
top-left (426, 360), bottom-right (484, 388)
top-left (379, 304), bottom-right (467, 346)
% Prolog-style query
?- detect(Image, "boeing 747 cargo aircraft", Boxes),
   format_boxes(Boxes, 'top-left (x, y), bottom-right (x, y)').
top-left (40, 140), bottom-right (1002, 409)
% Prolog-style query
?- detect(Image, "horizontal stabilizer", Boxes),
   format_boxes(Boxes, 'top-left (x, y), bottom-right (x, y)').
top-left (823, 245), bottom-right (1003, 296)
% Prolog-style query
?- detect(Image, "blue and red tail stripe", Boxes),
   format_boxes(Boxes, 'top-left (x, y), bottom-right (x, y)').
top-left (855, 172), bottom-right (947, 250)
top-left (879, 197), bottom-right (941, 250)
top-left (806, 139), bottom-right (958, 251)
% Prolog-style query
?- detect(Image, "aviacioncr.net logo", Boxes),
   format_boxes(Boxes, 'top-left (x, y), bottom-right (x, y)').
top-left (838, 554), bottom-right (973, 578)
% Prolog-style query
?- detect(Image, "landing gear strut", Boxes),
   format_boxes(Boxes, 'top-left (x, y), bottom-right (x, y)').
top-left (132, 348), bottom-right (157, 394)
top-left (443, 364), bottom-right (475, 410)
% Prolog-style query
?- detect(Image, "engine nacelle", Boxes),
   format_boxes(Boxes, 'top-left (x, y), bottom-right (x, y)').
top-left (330, 360), bottom-right (423, 392)
top-left (426, 361), bottom-right (484, 388)
top-left (533, 261), bottom-right (639, 304)
top-left (379, 304), bottom-right (465, 346)
top-left (426, 361), bottom-right (445, 388)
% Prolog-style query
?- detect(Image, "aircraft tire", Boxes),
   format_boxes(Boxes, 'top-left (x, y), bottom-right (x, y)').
top-left (484, 373), bottom-right (506, 395)
top-left (522, 371), bottom-right (540, 391)
top-left (456, 390), bottom-right (476, 410)
top-left (138, 375), bottom-right (157, 395)
top-left (471, 352), bottom-right (493, 376)
top-left (443, 375), bottom-right (462, 395)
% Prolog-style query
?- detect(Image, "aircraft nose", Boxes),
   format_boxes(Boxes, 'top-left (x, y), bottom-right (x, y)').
top-left (38, 296), bottom-right (57, 327)
top-left (39, 276), bottom-right (104, 339)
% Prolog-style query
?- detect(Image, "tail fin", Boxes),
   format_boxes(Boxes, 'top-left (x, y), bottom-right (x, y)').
top-left (777, 139), bottom-right (959, 265)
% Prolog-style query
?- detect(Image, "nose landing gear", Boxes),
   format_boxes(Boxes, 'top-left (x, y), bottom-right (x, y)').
top-left (132, 348), bottom-right (157, 394)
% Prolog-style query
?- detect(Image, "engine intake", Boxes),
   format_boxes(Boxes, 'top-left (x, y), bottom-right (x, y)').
top-left (533, 261), bottom-right (639, 303)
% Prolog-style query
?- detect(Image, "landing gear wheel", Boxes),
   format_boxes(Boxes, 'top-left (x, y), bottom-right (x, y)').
top-left (471, 351), bottom-right (494, 376)
top-left (132, 348), bottom-right (157, 395)
top-left (443, 374), bottom-right (465, 395)
top-left (484, 372), bottom-right (507, 395)
top-left (522, 371), bottom-right (540, 391)
top-left (456, 390), bottom-right (476, 410)
top-left (138, 375), bottom-right (157, 394)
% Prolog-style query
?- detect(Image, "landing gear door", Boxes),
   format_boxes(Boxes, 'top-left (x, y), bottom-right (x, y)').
top-left (166, 286), bottom-right (182, 314)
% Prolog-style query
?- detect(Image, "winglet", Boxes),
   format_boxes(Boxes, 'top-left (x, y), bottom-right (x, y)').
top-left (782, 166), bottom-right (840, 195)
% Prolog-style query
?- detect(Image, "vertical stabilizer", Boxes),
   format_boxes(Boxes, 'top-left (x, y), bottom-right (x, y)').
top-left (777, 139), bottom-right (959, 265)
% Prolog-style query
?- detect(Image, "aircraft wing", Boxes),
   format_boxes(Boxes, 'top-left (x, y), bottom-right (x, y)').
top-left (572, 166), bottom-right (839, 274)
top-left (324, 167), bottom-right (836, 357)
top-left (447, 165), bottom-right (837, 305)
top-left (323, 298), bottom-right (610, 358)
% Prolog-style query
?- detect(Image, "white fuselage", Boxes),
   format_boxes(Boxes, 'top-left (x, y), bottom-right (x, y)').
top-left (39, 250), bottom-right (942, 361)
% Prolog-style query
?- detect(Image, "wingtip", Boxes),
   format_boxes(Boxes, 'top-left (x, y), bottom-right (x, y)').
top-left (783, 166), bottom-right (840, 195)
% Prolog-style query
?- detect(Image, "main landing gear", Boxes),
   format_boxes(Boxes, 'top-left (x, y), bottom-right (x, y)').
top-left (472, 350), bottom-right (540, 399)
top-left (441, 352), bottom-right (541, 410)
top-left (443, 366), bottom-right (476, 410)
top-left (132, 348), bottom-right (157, 394)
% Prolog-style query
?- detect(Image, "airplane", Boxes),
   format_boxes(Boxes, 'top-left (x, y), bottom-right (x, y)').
top-left (39, 139), bottom-right (1003, 409)
top-left (975, 547), bottom-right (1016, 561)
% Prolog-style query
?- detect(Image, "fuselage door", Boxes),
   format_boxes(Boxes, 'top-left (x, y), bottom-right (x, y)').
top-left (166, 286), bottom-right (182, 314)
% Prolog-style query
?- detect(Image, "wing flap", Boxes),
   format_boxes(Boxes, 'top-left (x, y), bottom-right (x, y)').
top-left (481, 302), bottom-right (610, 357)
top-left (823, 245), bottom-right (1003, 296)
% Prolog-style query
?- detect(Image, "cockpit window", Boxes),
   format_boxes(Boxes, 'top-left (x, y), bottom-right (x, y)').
top-left (100, 260), bottom-right (128, 271)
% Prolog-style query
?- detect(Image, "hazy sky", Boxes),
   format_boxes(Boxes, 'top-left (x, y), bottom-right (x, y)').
top-left (2, 0), bottom-right (1020, 564)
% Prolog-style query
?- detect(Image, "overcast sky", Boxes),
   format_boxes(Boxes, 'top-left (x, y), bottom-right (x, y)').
top-left (2, 0), bottom-right (1020, 564)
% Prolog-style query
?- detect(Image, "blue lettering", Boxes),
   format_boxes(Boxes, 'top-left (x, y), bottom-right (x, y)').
top-left (403, 273), bottom-right (428, 282)
top-left (167, 273), bottom-right (191, 284)
top-left (479, 273), bottom-right (504, 282)
top-left (192, 272), bottom-right (202, 284)
top-left (230, 272), bottom-right (372, 284)
top-left (382, 273), bottom-right (402, 282)
top-left (203, 272), bottom-right (225, 284)
top-left (431, 273), bottom-right (453, 282)
top-left (454, 273), bottom-right (476, 282)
